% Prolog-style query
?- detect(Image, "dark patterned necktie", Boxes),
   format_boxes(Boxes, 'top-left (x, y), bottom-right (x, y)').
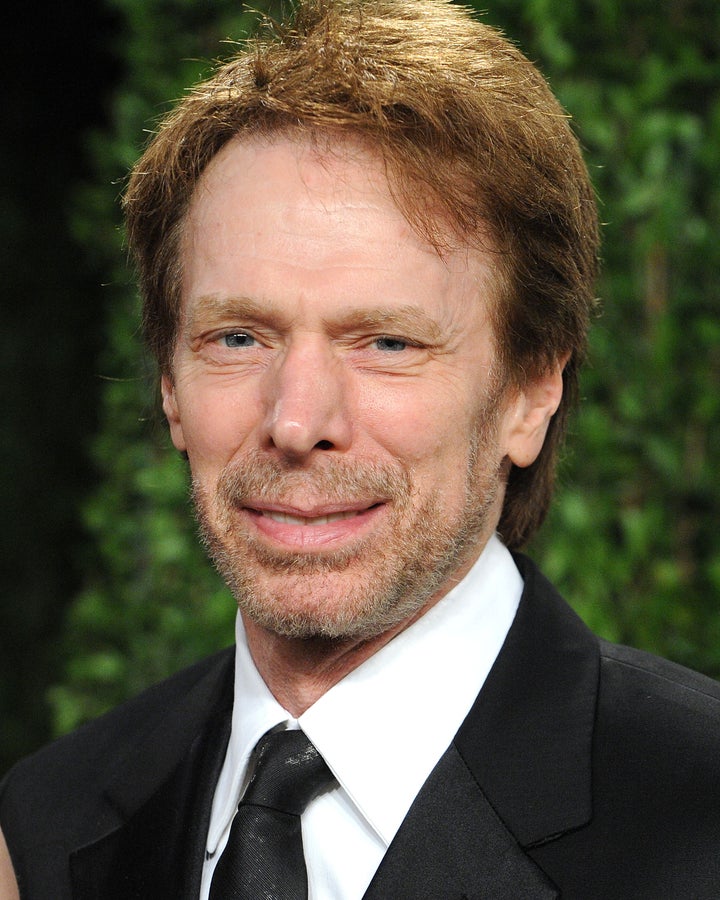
top-left (209, 729), bottom-right (335, 900)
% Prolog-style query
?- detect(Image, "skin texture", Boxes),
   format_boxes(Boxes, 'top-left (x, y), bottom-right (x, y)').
top-left (0, 828), bottom-right (19, 900)
top-left (163, 134), bottom-right (564, 714)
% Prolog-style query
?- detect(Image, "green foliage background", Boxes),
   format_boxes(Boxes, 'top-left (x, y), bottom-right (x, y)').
top-left (5, 0), bottom-right (720, 762)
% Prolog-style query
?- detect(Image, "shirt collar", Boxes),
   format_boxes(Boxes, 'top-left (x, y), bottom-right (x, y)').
top-left (205, 618), bottom-right (294, 855)
top-left (300, 534), bottom-right (521, 843)
top-left (207, 533), bottom-right (521, 851)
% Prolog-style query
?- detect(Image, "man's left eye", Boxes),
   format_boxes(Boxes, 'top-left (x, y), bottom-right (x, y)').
top-left (375, 336), bottom-right (408, 352)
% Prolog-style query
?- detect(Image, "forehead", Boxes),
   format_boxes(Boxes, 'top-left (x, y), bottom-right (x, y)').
top-left (185, 133), bottom-right (439, 259)
top-left (180, 133), bottom-right (500, 331)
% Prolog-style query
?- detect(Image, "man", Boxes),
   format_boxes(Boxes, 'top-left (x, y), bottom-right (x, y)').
top-left (2, 1), bottom-right (719, 897)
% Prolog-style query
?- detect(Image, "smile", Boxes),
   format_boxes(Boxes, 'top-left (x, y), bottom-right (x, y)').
top-left (242, 502), bottom-right (385, 549)
top-left (261, 509), bottom-right (362, 526)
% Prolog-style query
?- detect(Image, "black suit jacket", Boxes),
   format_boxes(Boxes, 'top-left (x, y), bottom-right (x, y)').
top-left (3, 555), bottom-right (720, 898)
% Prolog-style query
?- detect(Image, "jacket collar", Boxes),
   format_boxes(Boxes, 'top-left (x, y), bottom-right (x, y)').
top-left (453, 553), bottom-right (598, 848)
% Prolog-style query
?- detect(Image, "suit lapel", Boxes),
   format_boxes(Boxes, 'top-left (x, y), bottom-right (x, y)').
top-left (69, 650), bottom-right (234, 900)
top-left (454, 554), bottom-right (599, 847)
top-left (364, 744), bottom-right (558, 899)
top-left (367, 555), bottom-right (599, 896)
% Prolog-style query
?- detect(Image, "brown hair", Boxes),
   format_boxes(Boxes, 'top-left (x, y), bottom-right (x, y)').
top-left (124, 0), bottom-right (600, 548)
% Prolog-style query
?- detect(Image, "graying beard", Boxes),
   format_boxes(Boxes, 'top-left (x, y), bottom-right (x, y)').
top-left (191, 380), bottom-right (507, 641)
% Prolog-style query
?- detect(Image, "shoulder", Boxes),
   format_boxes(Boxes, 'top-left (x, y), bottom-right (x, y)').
top-left (510, 562), bottom-right (720, 892)
top-left (599, 638), bottom-right (720, 707)
top-left (514, 551), bottom-right (720, 808)
top-left (2, 647), bottom-right (233, 793)
top-left (567, 640), bottom-right (720, 893)
top-left (0, 648), bottom-right (234, 862)
top-left (516, 551), bottom-right (720, 722)
top-left (596, 638), bottom-right (720, 770)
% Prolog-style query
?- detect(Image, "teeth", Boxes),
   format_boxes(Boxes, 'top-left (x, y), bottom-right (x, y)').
top-left (264, 509), bottom-right (359, 526)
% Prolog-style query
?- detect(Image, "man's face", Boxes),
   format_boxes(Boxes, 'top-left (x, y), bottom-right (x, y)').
top-left (163, 135), bottom-right (555, 642)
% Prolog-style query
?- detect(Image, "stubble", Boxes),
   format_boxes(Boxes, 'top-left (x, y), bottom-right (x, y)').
top-left (193, 395), bottom-right (507, 642)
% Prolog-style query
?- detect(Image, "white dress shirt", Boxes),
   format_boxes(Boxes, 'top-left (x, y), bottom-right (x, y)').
top-left (200, 534), bottom-right (523, 899)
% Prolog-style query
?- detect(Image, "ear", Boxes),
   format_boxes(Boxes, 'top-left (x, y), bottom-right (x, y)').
top-left (501, 355), bottom-right (567, 469)
top-left (161, 373), bottom-right (187, 453)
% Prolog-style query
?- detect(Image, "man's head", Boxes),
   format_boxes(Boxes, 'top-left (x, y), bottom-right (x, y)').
top-left (124, 0), bottom-right (598, 639)
top-left (156, 132), bottom-right (563, 642)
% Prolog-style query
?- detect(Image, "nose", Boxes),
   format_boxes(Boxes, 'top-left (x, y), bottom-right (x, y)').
top-left (262, 339), bottom-right (353, 459)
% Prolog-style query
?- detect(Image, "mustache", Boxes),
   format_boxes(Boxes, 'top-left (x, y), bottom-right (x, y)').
top-left (208, 453), bottom-right (412, 510)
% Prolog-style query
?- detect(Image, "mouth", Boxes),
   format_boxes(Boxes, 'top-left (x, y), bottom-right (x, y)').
top-left (241, 501), bottom-right (385, 549)
top-left (259, 508), bottom-right (369, 526)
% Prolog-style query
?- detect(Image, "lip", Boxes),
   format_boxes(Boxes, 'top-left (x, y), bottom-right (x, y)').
top-left (240, 500), bottom-right (386, 550)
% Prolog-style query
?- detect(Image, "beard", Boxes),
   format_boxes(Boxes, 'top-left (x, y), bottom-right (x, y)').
top-left (193, 400), bottom-right (507, 643)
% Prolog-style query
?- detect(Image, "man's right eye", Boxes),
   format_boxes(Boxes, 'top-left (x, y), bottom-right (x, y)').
top-left (222, 332), bottom-right (255, 348)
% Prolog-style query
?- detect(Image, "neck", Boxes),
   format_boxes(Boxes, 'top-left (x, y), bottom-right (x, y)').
top-left (241, 602), bottom-right (438, 716)
top-left (240, 534), bottom-right (493, 715)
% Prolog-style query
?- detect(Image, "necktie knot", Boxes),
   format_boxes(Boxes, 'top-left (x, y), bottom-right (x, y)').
top-left (209, 729), bottom-right (335, 900)
top-left (243, 729), bottom-right (334, 816)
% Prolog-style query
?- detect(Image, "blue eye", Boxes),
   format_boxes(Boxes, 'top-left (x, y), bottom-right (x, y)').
top-left (375, 336), bottom-right (408, 352)
top-left (222, 332), bottom-right (255, 348)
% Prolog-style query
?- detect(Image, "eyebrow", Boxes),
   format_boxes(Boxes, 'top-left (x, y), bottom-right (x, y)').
top-left (183, 295), bottom-right (289, 332)
top-left (183, 295), bottom-right (444, 343)
top-left (325, 306), bottom-right (444, 343)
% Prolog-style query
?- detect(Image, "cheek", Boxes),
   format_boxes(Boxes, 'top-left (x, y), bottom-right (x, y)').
top-left (175, 383), bottom-right (262, 465)
top-left (359, 381), bottom-right (476, 472)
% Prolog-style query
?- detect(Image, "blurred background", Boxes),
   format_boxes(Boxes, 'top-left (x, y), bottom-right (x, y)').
top-left (2, 0), bottom-right (719, 774)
